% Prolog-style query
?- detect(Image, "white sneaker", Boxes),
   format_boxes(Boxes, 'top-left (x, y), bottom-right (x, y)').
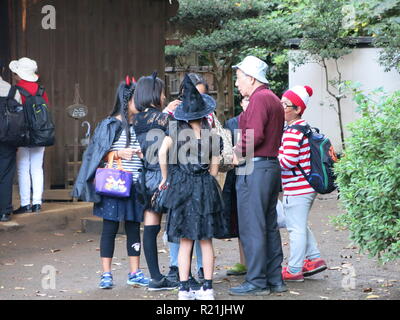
top-left (195, 287), bottom-right (215, 300)
top-left (178, 289), bottom-right (196, 300)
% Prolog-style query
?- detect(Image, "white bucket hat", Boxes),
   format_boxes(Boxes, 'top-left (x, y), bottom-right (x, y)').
top-left (233, 56), bottom-right (269, 84)
top-left (9, 57), bottom-right (39, 82)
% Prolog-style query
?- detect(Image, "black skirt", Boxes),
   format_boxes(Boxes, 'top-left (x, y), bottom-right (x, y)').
top-left (157, 166), bottom-right (228, 241)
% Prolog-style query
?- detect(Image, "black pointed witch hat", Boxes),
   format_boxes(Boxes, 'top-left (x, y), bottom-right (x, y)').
top-left (173, 74), bottom-right (216, 121)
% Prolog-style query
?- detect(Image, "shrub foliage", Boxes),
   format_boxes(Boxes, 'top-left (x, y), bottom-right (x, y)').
top-left (334, 85), bottom-right (400, 262)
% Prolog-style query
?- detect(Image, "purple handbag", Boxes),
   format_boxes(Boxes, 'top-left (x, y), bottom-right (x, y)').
top-left (95, 151), bottom-right (133, 198)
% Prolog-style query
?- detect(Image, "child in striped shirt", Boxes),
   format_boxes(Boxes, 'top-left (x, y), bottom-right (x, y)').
top-left (278, 85), bottom-right (327, 282)
top-left (92, 78), bottom-right (149, 289)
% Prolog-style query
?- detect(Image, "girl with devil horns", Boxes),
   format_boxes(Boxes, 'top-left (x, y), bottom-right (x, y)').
top-left (73, 76), bottom-right (149, 289)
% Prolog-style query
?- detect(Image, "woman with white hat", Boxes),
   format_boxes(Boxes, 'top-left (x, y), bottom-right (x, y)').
top-left (9, 57), bottom-right (50, 214)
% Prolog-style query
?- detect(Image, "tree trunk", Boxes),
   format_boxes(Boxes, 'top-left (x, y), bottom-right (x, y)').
top-left (208, 52), bottom-right (227, 123)
top-left (215, 76), bottom-right (226, 123)
top-left (322, 58), bottom-right (346, 151)
top-left (336, 98), bottom-right (345, 151)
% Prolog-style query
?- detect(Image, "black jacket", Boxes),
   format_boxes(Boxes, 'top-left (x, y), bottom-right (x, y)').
top-left (72, 117), bottom-right (123, 203)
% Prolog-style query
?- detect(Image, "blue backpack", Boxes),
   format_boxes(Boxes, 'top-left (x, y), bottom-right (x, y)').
top-left (289, 124), bottom-right (338, 194)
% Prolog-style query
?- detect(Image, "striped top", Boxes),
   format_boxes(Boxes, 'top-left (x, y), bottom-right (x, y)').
top-left (110, 125), bottom-right (143, 182)
top-left (278, 119), bottom-right (315, 196)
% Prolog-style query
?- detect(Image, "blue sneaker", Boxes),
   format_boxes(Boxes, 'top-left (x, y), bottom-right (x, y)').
top-left (99, 272), bottom-right (113, 289)
top-left (127, 270), bottom-right (150, 287)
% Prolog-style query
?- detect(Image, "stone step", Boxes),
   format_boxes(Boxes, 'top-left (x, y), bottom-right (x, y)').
top-left (0, 202), bottom-right (93, 233)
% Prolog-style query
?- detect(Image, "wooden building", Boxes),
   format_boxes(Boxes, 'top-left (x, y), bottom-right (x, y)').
top-left (0, 0), bottom-right (178, 199)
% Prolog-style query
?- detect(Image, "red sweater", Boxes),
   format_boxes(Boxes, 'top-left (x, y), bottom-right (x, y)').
top-left (235, 85), bottom-right (284, 157)
top-left (16, 79), bottom-right (50, 105)
top-left (279, 119), bottom-right (315, 196)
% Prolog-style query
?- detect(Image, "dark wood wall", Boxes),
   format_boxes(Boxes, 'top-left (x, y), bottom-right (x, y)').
top-left (6, 0), bottom-right (178, 188)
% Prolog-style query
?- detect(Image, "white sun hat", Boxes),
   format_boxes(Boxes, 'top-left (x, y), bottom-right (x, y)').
top-left (9, 57), bottom-right (39, 82)
top-left (233, 56), bottom-right (269, 84)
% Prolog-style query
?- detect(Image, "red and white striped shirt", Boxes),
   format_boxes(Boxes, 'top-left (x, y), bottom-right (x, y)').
top-left (279, 119), bottom-right (315, 196)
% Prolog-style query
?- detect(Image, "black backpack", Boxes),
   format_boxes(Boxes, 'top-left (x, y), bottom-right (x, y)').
top-left (289, 124), bottom-right (338, 194)
top-left (16, 85), bottom-right (55, 147)
top-left (0, 86), bottom-right (29, 147)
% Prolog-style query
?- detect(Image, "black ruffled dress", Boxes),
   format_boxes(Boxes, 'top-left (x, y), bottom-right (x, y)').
top-left (132, 108), bottom-right (172, 212)
top-left (158, 128), bottom-right (228, 241)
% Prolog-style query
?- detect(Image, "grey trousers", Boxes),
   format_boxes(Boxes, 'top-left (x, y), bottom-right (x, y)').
top-left (236, 159), bottom-right (284, 288)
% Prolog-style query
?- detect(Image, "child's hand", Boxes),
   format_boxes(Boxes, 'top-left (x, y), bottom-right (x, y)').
top-left (132, 148), bottom-right (144, 159)
top-left (116, 148), bottom-right (135, 160)
top-left (158, 178), bottom-right (168, 191)
top-left (164, 100), bottom-right (181, 114)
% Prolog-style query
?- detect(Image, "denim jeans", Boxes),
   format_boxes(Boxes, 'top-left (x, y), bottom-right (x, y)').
top-left (169, 241), bottom-right (203, 271)
top-left (284, 192), bottom-right (321, 273)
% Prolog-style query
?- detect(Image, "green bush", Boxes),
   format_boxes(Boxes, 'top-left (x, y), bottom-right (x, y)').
top-left (333, 85), bottom-right (400, 262)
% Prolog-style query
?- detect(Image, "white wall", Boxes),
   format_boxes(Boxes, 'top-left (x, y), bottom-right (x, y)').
top-left (289, 48), bottom-right (400, 153)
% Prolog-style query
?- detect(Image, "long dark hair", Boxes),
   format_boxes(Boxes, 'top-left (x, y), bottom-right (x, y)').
top-left (133, 72), bottom-right (165, 112)
top-left (175, 118), bottom-right (212, 149)
top-left (109, 78), bottom-right (136, 147)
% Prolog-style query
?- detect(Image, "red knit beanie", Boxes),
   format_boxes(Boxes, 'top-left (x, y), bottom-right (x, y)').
top-left (283, 85), bottom-right (313, 115)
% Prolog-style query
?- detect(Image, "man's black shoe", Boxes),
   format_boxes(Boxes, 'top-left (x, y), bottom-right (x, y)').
top-left (0, 213), bottom-right (11, 222)
top-left (32, 204), bottom-right (41, 213)
top-left (13, 205), bottom-right (31, 214)
top-left (229, 281), bottom-right (271, 296)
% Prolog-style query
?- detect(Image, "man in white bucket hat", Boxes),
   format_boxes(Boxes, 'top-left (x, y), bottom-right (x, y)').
top-left (229, 56), bottom-right (286, 296)
top-left (9, 57), bottom-right (50, 215)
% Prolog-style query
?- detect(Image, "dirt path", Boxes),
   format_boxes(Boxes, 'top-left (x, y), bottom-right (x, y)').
top-left (0, 193), bottom-right (399, 301)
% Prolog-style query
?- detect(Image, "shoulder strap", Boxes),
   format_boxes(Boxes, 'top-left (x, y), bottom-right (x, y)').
top-left (36, 86), bottom-right (45, 97)
top-left (288, 124), bottom-right (311, 135)
top-left (7, 86), bottom-right (17, 99)
top-left (288, 124), bottom-right (311, 147)
top-left (288, 124), bottom-right (311, 178)
top-left (15, 85), bottom-right (32, 98)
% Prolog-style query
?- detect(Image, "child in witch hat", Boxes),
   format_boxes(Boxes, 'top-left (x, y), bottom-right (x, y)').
top-left (157, 74), bottom-right (228, 300)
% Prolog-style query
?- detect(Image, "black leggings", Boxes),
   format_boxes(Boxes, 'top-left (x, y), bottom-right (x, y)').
top-left (100, 219), bottom-right (141, 258)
